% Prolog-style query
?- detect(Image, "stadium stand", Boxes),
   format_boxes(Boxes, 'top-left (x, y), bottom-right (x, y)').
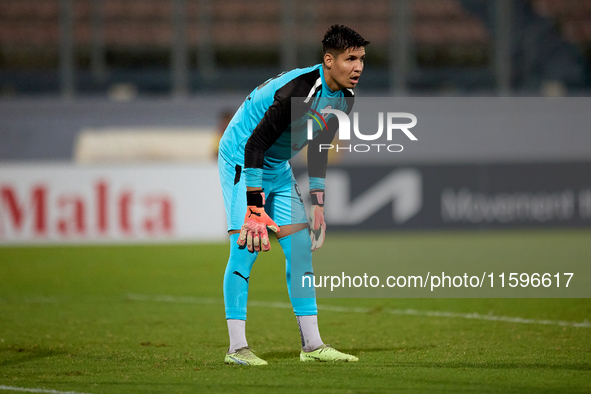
top-left (0, 0), bottom-right (487, 49)
top-left (0, 0), bottom-right (588, 93)
top-left (532, 0), bottom-right (591, 42)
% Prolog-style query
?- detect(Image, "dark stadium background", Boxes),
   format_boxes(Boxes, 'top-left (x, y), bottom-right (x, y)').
top-left (1, 0), bottom-right (590, 236)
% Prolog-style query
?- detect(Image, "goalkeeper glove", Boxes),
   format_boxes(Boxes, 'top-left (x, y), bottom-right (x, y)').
top-left (308, 189), bottom-right (326, 251)
top-left (237, 190), bottom-right (280, 253)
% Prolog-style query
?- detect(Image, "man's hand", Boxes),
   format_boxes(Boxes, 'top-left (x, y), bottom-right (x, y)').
top-left (237, 191), bottom-right (280, 252)
top-left (308, 189), bottom-right (326, 251)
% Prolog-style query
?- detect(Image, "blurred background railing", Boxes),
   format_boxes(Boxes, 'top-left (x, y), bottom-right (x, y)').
top-left (0, 0), bottom-right (589, 97)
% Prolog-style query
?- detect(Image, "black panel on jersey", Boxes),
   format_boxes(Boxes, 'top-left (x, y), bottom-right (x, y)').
top-left (244, 69), bottom-right (321, 170)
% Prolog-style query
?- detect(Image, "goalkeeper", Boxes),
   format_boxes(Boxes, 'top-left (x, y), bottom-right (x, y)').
top-left (218, 25), bottom-right (368, 365)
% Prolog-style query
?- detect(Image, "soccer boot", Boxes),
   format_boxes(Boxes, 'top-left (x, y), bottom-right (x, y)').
top-left (225, 346), bottom-right (268, 365)
top-left (300, 344), bottom-right (358, 362)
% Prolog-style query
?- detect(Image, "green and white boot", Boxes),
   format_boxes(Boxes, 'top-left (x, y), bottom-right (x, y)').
top-left (300, 344), bottom-right (358, 362)
top-left (225, 346), bottom-right (268, 365)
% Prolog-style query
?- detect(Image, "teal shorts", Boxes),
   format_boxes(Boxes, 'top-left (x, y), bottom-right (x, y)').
top-left (218, 154), bottom-right (308, 232)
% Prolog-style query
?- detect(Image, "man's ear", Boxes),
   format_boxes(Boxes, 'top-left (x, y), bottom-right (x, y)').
top-left (323, 52), bottom-right (334, 69)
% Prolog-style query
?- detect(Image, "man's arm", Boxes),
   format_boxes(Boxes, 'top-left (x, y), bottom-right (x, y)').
top-left (239, 74), bottom-right (315, 252)
top-left (243, 75), bottom-right (313, 189)
top-left (305, 93), bottom-right (355, 251)
top-left (243, 97), bottom-right (291, 189)
top-left (306, 92), bottom-right (354, 187)
top-left (305, 117), bottom-right (337, 251)
top-left (306, 116), bottom-right (338, 186)
top-left (238, 96), bottom-right (290, 252)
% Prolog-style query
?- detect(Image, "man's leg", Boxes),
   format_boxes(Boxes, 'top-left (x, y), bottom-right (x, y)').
top-left (218, 156), bottom-right (267, 365)
top-left (224, 232), bottom-right (257, 352)
top-left (223, 232), bottom-right (268, 365)
top-left (268, 165), bottom-right (358, 361)
top-left (276, 226), bottom-right (357, 362)
top-left (276, 226), bottom-right (322, 351)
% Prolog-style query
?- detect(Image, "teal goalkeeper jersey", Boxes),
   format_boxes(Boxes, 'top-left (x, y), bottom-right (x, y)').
top-left (218, 64), bottom-right (354, 179)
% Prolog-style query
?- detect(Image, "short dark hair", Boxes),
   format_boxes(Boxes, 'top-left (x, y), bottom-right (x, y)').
top-left (322, 25), bottom-right (370, 56)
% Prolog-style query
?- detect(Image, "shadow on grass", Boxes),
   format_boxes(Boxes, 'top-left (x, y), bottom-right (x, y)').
top-left (262, 345), bottom-right (591, 372)
top-left (261, 346), bottom-right (418, 360)
top-left (343, 346), bottom-right (591, 372)
top-left (0, 346), bottom-right (68, 368)
top-left (396, 360), bottom-right (591, 371)
top-left (259, 349), bottom-right (300, 360)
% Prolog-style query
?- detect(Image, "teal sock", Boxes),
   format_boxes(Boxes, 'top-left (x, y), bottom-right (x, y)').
top-left (278, 228), bottom-right (318, 316)
top-left (223, 233), bottom-right (258, 320)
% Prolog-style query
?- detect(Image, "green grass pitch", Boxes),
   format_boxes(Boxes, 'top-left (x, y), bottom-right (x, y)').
top-left (1, 230), bottom-right (590, 393)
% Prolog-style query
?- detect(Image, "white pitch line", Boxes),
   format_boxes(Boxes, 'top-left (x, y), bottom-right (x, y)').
top-left (125, 293), bottom-right (591, 328)
top-left (385, 309), bottom-right (591, 328)
top-left (0, 386), bottom-right (91, 394)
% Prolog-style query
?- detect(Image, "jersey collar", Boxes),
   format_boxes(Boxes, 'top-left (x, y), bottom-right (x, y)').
top-left (319, 64), bottom-right (340, 97)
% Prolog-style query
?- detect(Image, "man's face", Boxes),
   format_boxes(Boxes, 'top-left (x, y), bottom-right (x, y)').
top-left (324, 47), bottom-right (366, 91)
